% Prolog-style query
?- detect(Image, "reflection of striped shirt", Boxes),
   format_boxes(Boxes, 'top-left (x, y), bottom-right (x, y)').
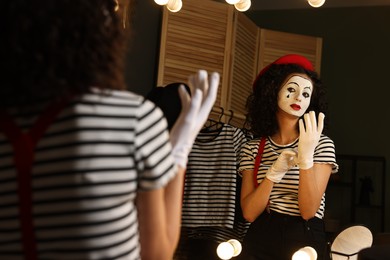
top-left (239, 136), bottom-right (338, 219)
top-left (0, 88), bottom-right (176, 259)
top-left (181, 124), bottom-right (249, 242)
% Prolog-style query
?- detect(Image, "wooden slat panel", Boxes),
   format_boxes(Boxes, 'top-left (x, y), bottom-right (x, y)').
top-left (257, 28), bottom-right (323, 75)
top-left (227, 11), bottom-right (260, 128)
top-left (158, 0), bottom-right (232, 108)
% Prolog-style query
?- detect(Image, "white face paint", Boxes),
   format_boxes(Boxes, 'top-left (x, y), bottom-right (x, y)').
top-left (277, 74), bottom-right (313, 117)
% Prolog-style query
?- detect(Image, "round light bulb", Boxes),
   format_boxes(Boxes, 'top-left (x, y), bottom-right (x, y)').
top-left (154, 0), bottom-right (169, 5)
top-left (308, 0), bottom-right (325, 8)
top-left (234, 0), bottom-right (251, 12)
top-left (292, 251), bottom-right (311, 260)
top-left (166, 0), bottom-right (182, 12)
top-left (226, 0), bottom-right (240, 4)
top-left (292, 246), bottom-right (317, 260)
top-left (228, 239), bottom-right (242, 257)
top-left (217, 242), bottom-right (234, 260)
top-left (113, 0), bottom-right (119, 11)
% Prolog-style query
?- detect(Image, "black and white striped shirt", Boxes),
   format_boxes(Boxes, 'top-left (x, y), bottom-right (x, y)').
top-left (0, 88), bottom-right (176, 259)
top-left (239, 136), bottom-right (338, 219)
top-left (181, 124), bottom-right (249, 242)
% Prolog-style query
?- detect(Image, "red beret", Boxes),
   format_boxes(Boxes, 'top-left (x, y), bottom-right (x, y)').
top-left (252, 54), bottom-right (314, 90)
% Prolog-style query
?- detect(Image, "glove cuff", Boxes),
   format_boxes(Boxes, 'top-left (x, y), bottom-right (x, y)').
top-left (265, 168), bottom-right (282, 183)
top-left (265, 175), bottom-right (280, 183)
top-left (171, 143), bottom-right (192, 169)
top-left (298, 160), bottom-right (313, 170)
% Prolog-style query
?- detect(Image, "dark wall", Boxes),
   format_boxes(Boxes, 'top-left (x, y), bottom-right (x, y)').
top-left (124, 0), bottom-right (162, 96)
top-left (126, 4), bottom-right (390, 231)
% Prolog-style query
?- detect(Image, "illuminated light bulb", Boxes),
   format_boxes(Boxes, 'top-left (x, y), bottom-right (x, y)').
top-left (166, 0), bottom-right (182, 12)
top-left (228, 239), bottom-right (242, 257)
top-left (307, 0), bottom-right (325, 8)
top-left (234, 0), bottom-right (251, 12)
top-left (113, 0), bottom-right (119, 11)
top-left (226, 0), bottom-right (240, 4)
top-left (292, 246), bottom-right (317, 260)
top-left (217, 239), bottom-right (242, 260)
top-left (217, 242), bottom-right (234, 260)
top-left (154, 0), bottom-right (169, 5)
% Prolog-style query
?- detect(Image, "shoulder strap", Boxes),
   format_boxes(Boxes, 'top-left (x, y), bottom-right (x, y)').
top-left (0, 96), bottom-right (72, 260)
top-left (253, 136), bottom-right (266, 188)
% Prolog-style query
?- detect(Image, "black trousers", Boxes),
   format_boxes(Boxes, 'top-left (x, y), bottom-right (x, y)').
top-left (238, 211), bottom-right (328, 260)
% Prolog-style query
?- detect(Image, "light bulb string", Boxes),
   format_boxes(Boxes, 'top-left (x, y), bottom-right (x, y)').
top-left (155, 0), bottom-right (323, 12)
top-left (154, 0), bottom-right (252, 12)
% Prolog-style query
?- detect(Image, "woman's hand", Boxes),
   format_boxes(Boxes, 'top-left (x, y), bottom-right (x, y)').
top-left (170, 70), bottom-right (219, 168)
top-left (266, 150), bottom-right (297, 183)
top-left (297, 111), bottom-right (324, 169)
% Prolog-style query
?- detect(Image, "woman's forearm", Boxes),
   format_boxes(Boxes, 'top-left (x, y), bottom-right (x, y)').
top-left (298, 164), bottom-right (332, 220)
top-left (163, 166), bottom-right (186, 255)
top-left (137, 166), bottom-right (186, 260)
top-left (241, 175), bottom-right (274, 222)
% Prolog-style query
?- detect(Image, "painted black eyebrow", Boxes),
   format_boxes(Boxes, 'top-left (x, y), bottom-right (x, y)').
top-left (288, 82), bottom-right (312, 91)
top-left (287, 80), bottom-right (312, 91)
top-left (287, 82), bottom-right (299, 87)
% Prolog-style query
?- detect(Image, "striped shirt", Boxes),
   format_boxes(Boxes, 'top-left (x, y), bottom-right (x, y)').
top-left (0, 88), bottom-right (176, 259)
top-left (181, 124), bottom-right (249, 242)
top-left (239, 135), bottom-right (338, 219)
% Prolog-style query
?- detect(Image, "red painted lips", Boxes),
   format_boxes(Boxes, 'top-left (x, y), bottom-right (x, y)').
top-left (290, 104), bottom-right (301, 110)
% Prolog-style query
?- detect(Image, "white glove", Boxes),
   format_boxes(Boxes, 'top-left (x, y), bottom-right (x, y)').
top-left (170, 70), bottom-right (220, 168)
top-left (297, 111), bottom-right (325, 169)
top-left (266, 150), bottom-right (297, 183)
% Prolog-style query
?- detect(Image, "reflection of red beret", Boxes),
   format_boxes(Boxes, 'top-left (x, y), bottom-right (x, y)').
top-left (253, 54), bottom-right (314, 90)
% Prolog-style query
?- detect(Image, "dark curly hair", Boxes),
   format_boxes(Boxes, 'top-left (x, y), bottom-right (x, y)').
top-left (246, 63), bottom-right (328, 138)
top-left (0, 0), bottom-right (132, 108)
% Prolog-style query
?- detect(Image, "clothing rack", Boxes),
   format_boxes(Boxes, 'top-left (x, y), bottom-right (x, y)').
top-left (210, 106), bottom-right (245, 122)
top-left (208, 106), bottom-right (247, 129)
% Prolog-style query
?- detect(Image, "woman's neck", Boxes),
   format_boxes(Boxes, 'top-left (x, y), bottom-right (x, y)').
top-left (271, 111), bottom-right (299, 145)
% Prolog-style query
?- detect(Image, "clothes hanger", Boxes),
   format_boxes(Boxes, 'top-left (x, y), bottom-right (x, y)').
top-left (227, 109), bottom-right (233, 125)
top-left (201, 107), bottom-right (225, 133)
top-left (239, 116), bottom-right (256, 139)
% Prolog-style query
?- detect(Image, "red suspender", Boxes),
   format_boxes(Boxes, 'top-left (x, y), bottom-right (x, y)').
top-left (253, 137), bottom-right (266, 188)
top-left (253, 137), bottom-right (271, 212)
top-left (0, 97), bottom-right (71, 260)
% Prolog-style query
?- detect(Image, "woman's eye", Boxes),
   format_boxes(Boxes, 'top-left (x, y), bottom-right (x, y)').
top-left (303, 92), bottom-right (310, 98)
top-left (287, 87), bottom-right (295, 93)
